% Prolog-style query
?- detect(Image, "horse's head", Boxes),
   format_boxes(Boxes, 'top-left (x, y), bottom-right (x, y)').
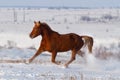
top-left (30, 21), bottom-right (42, 39)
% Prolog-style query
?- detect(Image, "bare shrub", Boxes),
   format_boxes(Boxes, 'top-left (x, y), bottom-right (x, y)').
top-left (118, 42), bottom-right (120, 49)
top-left (101, 14), bottom-right (113, 20)
top-left (5, 40), bottom-right (17, 49)
top-left (27, 45), bottom-right (36, 50)
top-left (95, 45), bottom-right (113, 60)
top-left (0, 46), bottom-right (4, 49)
top-left (94, 43), bottom-right (120, 61)
top-left (80, 16), bottom-right (91, 22)
top-left (113, 53), bottom-right (120, 61)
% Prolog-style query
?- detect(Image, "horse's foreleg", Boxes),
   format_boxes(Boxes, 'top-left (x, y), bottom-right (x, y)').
top-left (28, 48), bottom-right (43, 63)
top-left (64, 50), bottom-right (76, 67)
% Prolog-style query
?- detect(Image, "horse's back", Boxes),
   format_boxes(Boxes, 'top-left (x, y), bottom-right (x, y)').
top-left (52, 33), bottom-right (84, 52)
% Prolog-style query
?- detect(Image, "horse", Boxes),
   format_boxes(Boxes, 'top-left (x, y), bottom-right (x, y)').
top-left (28, 21), bottom-right (93, 67)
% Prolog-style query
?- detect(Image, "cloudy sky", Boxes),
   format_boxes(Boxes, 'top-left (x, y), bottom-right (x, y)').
top-left (0, 0), bottom-right (120, 8)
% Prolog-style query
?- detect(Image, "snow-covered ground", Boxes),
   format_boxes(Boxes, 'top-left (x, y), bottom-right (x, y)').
top-left (0, 8), bottom-right (120, 80)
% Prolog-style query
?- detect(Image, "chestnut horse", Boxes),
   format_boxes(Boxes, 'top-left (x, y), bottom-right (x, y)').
top-left (28, 21), bottom-right (93, 67)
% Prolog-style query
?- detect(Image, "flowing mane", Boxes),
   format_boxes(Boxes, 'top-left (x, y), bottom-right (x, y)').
top-left (41, 22), bottom-right (52, 31)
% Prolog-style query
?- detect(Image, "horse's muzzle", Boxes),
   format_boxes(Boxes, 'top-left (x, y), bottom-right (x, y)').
top-left (29, 34), bottom-right (34, 39)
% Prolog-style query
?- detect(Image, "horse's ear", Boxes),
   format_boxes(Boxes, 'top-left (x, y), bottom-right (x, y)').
top-left (38, 21), bottom-right (41, 24)
top-left (34, 21), bottom-right (36, 24)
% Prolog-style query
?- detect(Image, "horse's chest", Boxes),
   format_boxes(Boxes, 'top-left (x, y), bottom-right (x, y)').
top-left (41, 39), bottom-right (53, 51)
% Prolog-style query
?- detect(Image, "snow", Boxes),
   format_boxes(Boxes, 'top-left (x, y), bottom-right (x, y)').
top-left (0, 8), bottom-right (120, 80)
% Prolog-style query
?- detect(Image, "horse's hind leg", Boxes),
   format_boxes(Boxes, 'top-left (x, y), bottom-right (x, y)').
top-left (64, 50), bottom-right (77, 68)
top-left (77, 50), bottom-right (85, 57)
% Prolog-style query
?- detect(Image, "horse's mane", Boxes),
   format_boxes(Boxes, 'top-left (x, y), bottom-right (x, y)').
top-left (41, 22), bottom-right (59, 34)
top-left (41, 22), bottom-right (51, 29)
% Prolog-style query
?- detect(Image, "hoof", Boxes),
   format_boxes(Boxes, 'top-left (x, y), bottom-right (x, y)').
top-left (25, 60), bottom-right (30, 64)
top-left (64, 64), bottom-right (69, 68)
top-left (52, 61), bottom-right (61, 65)
top-left (56, 61), bottom-right (61, 65)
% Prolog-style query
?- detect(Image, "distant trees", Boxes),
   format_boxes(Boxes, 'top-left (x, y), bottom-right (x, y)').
top-left (0, 8), bottom-right (120, 24)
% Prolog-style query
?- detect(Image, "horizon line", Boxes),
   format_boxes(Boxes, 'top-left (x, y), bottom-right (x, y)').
top-left (0, 5), bottom-right (120, 9)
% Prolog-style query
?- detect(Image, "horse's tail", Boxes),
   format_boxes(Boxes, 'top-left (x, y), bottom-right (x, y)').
top-left (81, 36), bottom-right (93, 53)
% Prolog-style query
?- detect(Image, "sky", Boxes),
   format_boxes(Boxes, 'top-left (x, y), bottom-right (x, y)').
top-left (0, 0), bottom-right (120, 8)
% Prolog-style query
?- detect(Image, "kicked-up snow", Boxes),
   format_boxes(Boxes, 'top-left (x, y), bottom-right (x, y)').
top-left (0, 48), bottom-right (120, 80)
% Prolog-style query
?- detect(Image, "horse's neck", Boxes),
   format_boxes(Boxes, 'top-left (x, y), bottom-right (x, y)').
top-left (41, 28), bottom-right (53, 39)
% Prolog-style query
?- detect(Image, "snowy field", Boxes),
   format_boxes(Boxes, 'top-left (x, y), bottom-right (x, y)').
top-left (0, 8), bottom-right (120, 80)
